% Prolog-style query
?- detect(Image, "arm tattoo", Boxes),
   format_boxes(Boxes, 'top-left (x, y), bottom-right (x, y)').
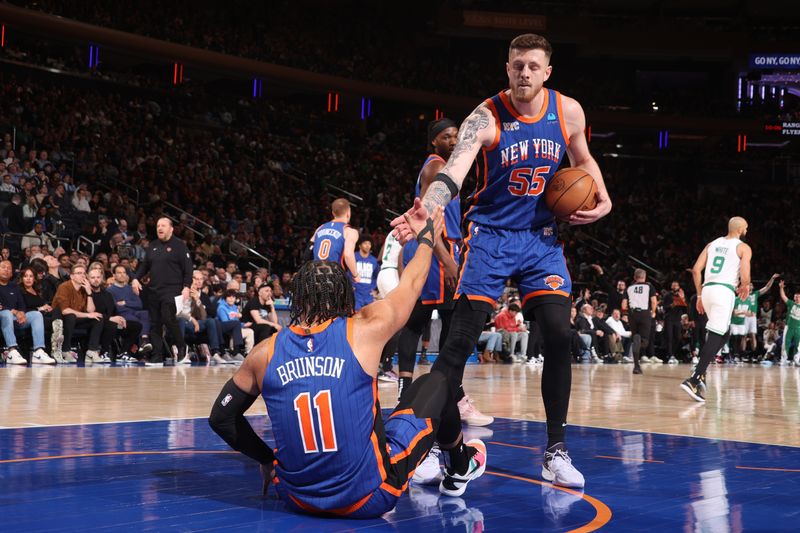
top-left (422, 181), bottom-right (452, 215)
top-left (422, 106), bottom-right (489, 214)
top-left (444, 107), bottom-right (489, 170)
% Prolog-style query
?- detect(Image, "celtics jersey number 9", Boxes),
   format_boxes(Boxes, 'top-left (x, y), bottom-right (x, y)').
top-left (704, 237), bottom-right (741, 288)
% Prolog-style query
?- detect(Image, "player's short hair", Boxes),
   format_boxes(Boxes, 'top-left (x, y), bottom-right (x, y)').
top-left (633, 268), bottom-right (646, 281)
top-left (331, 198), bottom-right (350, 217)
top-left (509, 33), bottom-right (553, 59)
top-left (290, 260), bottom-right (354, 326)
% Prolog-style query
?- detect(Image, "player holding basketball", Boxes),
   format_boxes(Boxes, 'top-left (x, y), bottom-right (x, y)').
top-left (309, 198), bottom-right (360, 282)
top-left (681, 217), bottom-right (752, 402)
top-left (209, 208), bottom-right (487, 518)
top-left (393, 33), bottom-right (611, 489)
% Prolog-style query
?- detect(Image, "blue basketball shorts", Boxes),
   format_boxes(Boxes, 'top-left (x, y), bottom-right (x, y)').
top-left (455, 221), bottom-right (572, 309)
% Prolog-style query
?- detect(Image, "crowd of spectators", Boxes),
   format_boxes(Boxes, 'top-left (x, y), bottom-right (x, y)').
top-left (2, 55), bottom-right (799, 367)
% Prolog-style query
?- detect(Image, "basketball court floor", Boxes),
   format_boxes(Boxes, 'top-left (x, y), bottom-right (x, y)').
top-left (2, 362), bottom-right (798, 531)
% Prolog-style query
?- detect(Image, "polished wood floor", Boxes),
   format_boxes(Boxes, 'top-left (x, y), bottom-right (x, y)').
top-left (1, 362), bottom-right (798, 447)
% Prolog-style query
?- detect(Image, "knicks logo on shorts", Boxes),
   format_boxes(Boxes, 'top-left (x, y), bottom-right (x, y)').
top-left (544, 275), bottom-right (565, 290)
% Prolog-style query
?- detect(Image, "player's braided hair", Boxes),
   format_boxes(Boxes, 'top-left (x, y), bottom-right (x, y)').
top-left (289, 260), bottom-right (355, 326)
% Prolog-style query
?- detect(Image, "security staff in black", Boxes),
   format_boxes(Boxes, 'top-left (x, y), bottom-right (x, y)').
top-left (622, 268), bottom-right (657, 375)
top-left (132, 218), bottom-right (192, 365)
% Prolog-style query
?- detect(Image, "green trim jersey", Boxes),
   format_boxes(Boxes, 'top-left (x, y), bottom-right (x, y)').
top-left (786, 300), bottom-right (800, 330)
top-left (703, 237), bottom-right (741, 288)
top-left (731, 297), bottom-right (748, 325)
top-left (745, 293), bottom-right (758, 313)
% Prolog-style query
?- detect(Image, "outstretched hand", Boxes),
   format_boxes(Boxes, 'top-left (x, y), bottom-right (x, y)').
top-left (391, 198), bottom-right (429, 244)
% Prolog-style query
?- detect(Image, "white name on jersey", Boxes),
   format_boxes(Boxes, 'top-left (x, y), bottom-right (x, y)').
top-left (317, 228), bottom-right (342, 239)
top-left (500, 138), bottom-right (563, 168)
top-left (276, 356), bottom-right (345, 386)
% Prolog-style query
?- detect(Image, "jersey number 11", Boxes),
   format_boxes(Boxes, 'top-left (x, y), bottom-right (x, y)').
top-left (294, 390), bottom-right (339, 453)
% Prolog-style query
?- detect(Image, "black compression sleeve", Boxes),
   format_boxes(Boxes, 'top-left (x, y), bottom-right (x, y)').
top-left (432, 172), bottom-right (459, 200)
top-left (209, 379), bottom-right (275, 464)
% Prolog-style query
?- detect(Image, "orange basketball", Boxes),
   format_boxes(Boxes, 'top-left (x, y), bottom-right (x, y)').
top-left (544, 167), bottom-right (597, 219)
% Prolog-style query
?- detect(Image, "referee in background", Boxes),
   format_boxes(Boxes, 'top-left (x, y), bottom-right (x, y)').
top-left (622, 268), bottom-right (657, 375)
top-left (132, 217), bottom-right (192, 366)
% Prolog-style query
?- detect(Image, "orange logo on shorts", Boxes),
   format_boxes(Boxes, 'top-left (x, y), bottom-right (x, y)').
top-left (544, 275), bottom-right (565, 290)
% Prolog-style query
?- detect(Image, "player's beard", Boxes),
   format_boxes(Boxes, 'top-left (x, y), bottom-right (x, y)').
top-left (513, 83), bottom-right (536, 103)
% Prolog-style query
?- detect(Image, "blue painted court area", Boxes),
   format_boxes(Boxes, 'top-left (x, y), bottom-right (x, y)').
top-left (1, 416), bottom-right (798, 532)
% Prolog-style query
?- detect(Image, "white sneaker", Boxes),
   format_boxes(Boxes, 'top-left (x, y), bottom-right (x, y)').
top-left (650, 357), bottom-right (663, 365)
top-left (177, 354), bottom-right (193, 365)
top-left (412, 444), bottom-right (443, 485)
top-left (6, 349), bottom-right (27, 365)
top-left (96, 353), bottom-right (112, 364)
top-left (85, 350), bottom-right (100, 363)
top-left (668, 356), bottom-right (679, 365)
top-left (542, 484), bottom-right (583, 522)
top-left (32, 348), bottom-right (55, 365)
top-left (458, 395), bottom-right (494, 426)
top-left (691, 356), bottom-right (699, 364)
top-left (542, 443), bottom-right (585, 488)
top-left (621, 355), bottom-right (633, 363)
top-left (378, 370), bottom-right (398, 383)
top-left (640, 356), bottom-right (650, 363)
top-left (211, 353), bottom-right (227, 365)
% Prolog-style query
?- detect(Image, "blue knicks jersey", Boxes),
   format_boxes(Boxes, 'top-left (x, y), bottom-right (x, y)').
top-left (418, 155), bottom-right (462, 241)
top-left (466, 88), bottom-right (569, 230)
top-left (262, 318), bottom-right (386, 511)
top-left (313, 221), bottom-right (347, 265)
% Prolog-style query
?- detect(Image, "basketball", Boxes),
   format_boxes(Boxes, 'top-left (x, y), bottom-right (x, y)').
top-left (544, 167), bottom-right (597, 219)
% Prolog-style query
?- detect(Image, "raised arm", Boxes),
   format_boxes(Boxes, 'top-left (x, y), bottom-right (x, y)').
top-left (392, 105), bottom-right (495, 243)
top-left (779, 280), bottom-right (789, 304)
top-left (352, 208), bottom-right (443, 375)
top-left (562, 96), bottom-right (611, 225)
top-left (758, 273), bottom-right (780, 296)
top-left (737, 243), bottom-right (752, 300)
top-left (343, 226), bottom-right (360, 283)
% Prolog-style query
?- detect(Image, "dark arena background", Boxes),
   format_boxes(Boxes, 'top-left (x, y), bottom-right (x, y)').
top-left (0, 1), bottom-right (799, 531)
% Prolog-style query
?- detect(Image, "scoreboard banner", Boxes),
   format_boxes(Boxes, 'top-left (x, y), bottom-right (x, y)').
top-left (764, 122), bottom-right (800, 136)
top-left (750, 54), bottom-right (800, 70)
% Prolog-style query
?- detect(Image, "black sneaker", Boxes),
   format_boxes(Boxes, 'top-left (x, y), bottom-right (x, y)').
top-left (633, 366), bottom-right (643, 375)
top-left (696, 373), bottom-right (707, 392)
top-left (418, 354), bottom-right (431, 366)
top-left (439, 439), bottom-right (487, 497)
top-left (680, 377), bottom-right (705, 402)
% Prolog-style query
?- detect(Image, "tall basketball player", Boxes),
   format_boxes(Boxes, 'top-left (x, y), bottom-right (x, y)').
top-left (309, 198), bottom-right (360, 282)
top-left (209, 208), bottom-right (487, 517)
top-left (392, 33), bottom-right (612, 488)
top-left (680, 217), bottom-right (752, 402)
top-left (396, 118), bottom-right (461, 401)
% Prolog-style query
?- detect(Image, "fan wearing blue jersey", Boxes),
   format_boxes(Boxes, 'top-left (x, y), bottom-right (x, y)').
top-left (309, 198), bottom-right (361, 283)
top-left (354, 237), bottom-right (379, 311)
top-left (209, 207), bottom-right (487, 518)
top-left (392, 33), bottom-right (611, 489)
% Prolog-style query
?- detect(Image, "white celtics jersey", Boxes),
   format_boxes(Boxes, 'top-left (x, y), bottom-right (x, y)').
top-left (380, 232), bottom-right (401, 270)
top-left (704, 237), bottom-right (741, 287)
